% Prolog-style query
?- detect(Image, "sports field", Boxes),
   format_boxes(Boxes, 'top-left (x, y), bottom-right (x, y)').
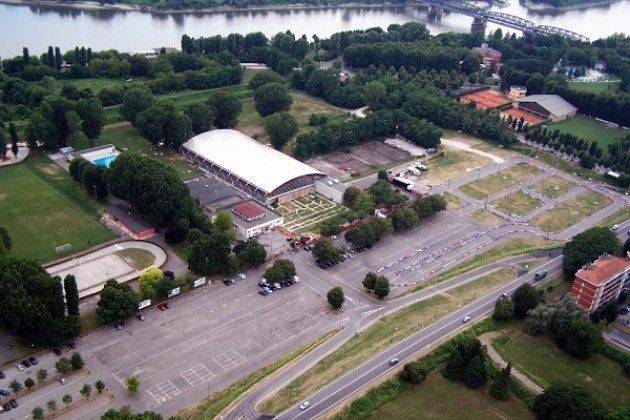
top-left (550, 116), bottom-right (625, 155)
top-left (531, 191), bottom-right (611, 232)
top-left (0, 156), bottom-right (115, 262)
top-left (459, 163), bottom-right (541, 200)
top-left (568, 80), bottom-right (619, 94)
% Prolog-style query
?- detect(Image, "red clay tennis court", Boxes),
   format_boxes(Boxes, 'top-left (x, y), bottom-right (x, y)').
top-left (501, 107), bottom-right (545, 125)
top-left (459, 89), bottom-right (511, 110)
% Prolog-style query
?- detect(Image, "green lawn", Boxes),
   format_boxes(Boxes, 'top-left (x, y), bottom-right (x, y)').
top-left (568, 80), bottom-right (619, 94)
top-left (459, 163), bottom-right (541, 200)
top-left (364, 369), bottom-right (534, 420)
top-left (492, 190), bottom-right (542, 216)
top-left (531, 191), bottom-right (611, 232)
top-left (549, 116), bottom-right (626, 156)
top-left (66, 77), bottom-right (147, 93)
top-left (531, 175), bottom-right (576, 199)
top-left (91, 126), bottom-right (200, 180)
top-left (0, 155), bottom-right (115, 262)
top-left (493, 326), bottom-right (630, 409)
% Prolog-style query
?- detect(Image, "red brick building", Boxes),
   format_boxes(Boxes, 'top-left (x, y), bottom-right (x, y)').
top-left (570, 254), bottom-right (630, 313)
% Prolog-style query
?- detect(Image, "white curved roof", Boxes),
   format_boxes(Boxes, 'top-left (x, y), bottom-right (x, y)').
top-left (182, 129), bottom-right (323, 194)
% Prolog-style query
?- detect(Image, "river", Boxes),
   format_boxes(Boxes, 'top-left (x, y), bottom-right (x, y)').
top-left (0, 1), bottom-right (629, 57)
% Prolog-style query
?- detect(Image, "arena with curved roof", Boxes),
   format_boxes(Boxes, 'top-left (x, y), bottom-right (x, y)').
top-left (181, 129), bottom-right (324, 204)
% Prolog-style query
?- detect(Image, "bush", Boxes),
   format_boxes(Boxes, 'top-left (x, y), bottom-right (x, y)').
top-left (70, 352), bottom-right (84, 370)
top-left (374, 276), bottom-right (390, 299)
top-left (511, 283), bottom-right (541, 318)
top-left (493, 298), bottom-right (514, 321)
top-left (558, 317), bottom-right (602, 359)
top-left (533, 382), bottom-right (607, 420)
top-left (399, 362), bottom-right (428, 384)
top-left (327, 286), bottom-right (345, 310)
top-left (362, 271), bottom-right (377, 290)
top-left (253, 82), bottom-right (292, 117)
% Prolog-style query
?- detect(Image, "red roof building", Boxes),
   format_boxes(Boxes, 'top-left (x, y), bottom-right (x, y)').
top-left (232, 201), bottom-right (266, 222)
top-left (570, 254), bottom-right (630, 313)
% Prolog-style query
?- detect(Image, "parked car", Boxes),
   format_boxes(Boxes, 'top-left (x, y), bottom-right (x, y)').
top-left (258, 289), bottom-right (271, 296)
top-left (21, 360), bottom-right (30, 368)
top-left (273, 283), bottom-right (281, 290)
top-left (66, 342), bottom-right (75, 349)
top-left (0, 389), bottom-right (10, 397)
top-left (619, 306), bottom-right (629, 315)
top-left (612, 224), bottom-right (620, 231)
top-left (136, 313), bottom-right (146, 321)
top-left (28, 356), bottom-right (38, 365)
top-left (53, 348), bottom-right (62, 356)
top-left (15, 364), bottom-right (23, 372)
top-left (293, 275), bottom-right (300, 283)
top-left (59, 377), bottom-right (67, 385)
top-left (238, 273), bottom-right (247, 280)
top-left (258, 280), bottom-right (269, 287)
top-left (2, 403), bottom-right (10, 412)
top-left (223, 278), bottom-right (236, 286)
top-left (299, 401), bottom-right (310, 410)
top-left (115, 324), bottom-right (123, 331)
top-left (0, 371), bottom-right (4, 379)
top-left (8, 400), bottom-right (17, 409)
top-left (389, 357), bottom-right (399, 366)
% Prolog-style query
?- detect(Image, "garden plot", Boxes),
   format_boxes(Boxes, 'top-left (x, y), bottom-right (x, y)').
top-left (274, 193), bottom-right (347, 233)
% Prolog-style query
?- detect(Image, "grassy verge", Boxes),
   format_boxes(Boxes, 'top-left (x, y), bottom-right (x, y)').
top-left (172, 329), bottom-right (338, 420)
top-left (492, 325), bottom-right (630, 409)
top-left (259, 268), bottom-right (520, 415)
top-left (420, 150), bottom-right (491, 187)
top-left (595, 206), bottom-right (630, 229)
top-left (332, 318), bottom-right (535, 420)
top-left (530, 175), bottom-right (576, 198)
top-left (80, 311), bottom-right (100, 334)
top-left (514, 144), bottom-right (605, 183)
top-left (402, 237), bottom-right (563, 297)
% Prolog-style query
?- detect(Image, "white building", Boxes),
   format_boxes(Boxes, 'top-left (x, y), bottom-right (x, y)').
top-left (230, 200), bottom-right (284, 240)
top-left (315, 177), bottom-right (348, 204)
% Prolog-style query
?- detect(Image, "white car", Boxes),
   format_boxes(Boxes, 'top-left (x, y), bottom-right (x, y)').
top-left (238, 273), bottom-right (247, 280)
top-left (462, 316), bottom-right (471, 323)
top-left (299, 401), bottom-right (310, 410)
top-left (15, 364), bottom-right (24, 372)
top-left (293, 275), bottom-right (300, 283)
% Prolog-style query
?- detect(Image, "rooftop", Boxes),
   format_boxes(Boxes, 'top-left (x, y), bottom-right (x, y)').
top-left (516, 94), bottom-right (577, 116)
top-left (575, 254), bottom-right (630, 286)
top-left (459, 89), bottom-right (511, 111)
top-left (182, 129), bottom-right (323, 195)
top-left (186, 176), bottom-right (245, 211)
top-left (230, 200), bottom-right (282, 229)
top-left (106, 204), bottom-right (153, 234)
top-left (233, 201), bottom-right (265, 221)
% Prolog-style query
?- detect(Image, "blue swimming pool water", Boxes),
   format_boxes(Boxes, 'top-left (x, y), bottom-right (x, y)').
top-left (92, 155), bottom-right (117, 168)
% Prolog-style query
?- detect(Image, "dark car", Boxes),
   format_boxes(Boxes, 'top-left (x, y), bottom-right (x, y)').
top-left (9, 399), bottom-right (17, 408)
top-left (223, 278), bottom-right (236, 286)
top-left (136, 313), bottom-right (146, 321)
top-left (66, 341), bottom-right (76, 349)
top-left (3, 403), bottom-right (11, 412)
top-left (28, 356), bottom-right (38, 365)
top-left (0, 371), bottom-right (4, 379)
top-left (21, 360), bottom-right (31, 368)
top-left (619, 306), bottom-right (629, 315)
top-left (0, 389), bottom-right (10, 397)
top-left (53, 348), bottom-right (62, 356)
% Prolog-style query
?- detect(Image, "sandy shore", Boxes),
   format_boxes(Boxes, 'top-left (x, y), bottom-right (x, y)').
top-left (0, 0), bottom-right (411, 14)
top-left (522, 0), bottom-right (619, 12)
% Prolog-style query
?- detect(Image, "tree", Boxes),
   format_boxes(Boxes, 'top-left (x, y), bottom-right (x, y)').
top-left (399, 362), bottom-right (428, 384)
top-left (511, 283), bottom-right (540, 318)
top-left (138, 267), bottom-right (165, 301)
top-left (47, 399), bottom-right (56, 412)
top-left (126, 376), bottom-right (140, 395)
top-left (235, 239), bottom-right (266, 269)
top-left (313, 237), bottom-right (343, 265)
top-left (184, 102), bottom-right (214, 135)
top-left (248, 70), bottom-right (286, 91)
top-left (165, 218), bottom-right (190, 244)
top-left (264, 112), bottom-right (298, 150)
top-left (462, 354), bottom-right (487, 388)
top-left (207, 90), bottom-right (242, 128)
top-left (95, 380), bottom-right (105, 394)
top-left (374, 276), bottom-right (390, 299)
top-left (96, 280), bottom-right (140, 325)
top-left (135, 101), bottom-right (192, 149)
top-left (0, 227), bottom-right (11, 252)
top-left (120, 87), bottom-right (154, 123)
top-left (343, 186), bottom-right (360, 206)
top-left (362, 81), bottom-right (387, 110)
top-left (490, 364), bottom-right (511, 400)
top-left (76, 98), bottom-right (105, 140)
top-left (390, 207), bottom-right (419, 231)
top-left (62, 394), bottom-right (72, 408)
top-left (80, 383), bottom-right (92, 400)
top-left (0, 128), bottom-right (7, 159)
top-left (253, 82), bottom-right (292, 117)
top-left (70, 352), bottom-right (84, 370)
top-left (9, 123), bottom-right (19, 158)
top-left (55, 357), bottom-right (72, 375)
top-left (101, 407), bottom-right (163, 420)
top-left (493, 298), bottom-right (514, 321)
top-left (24, 377), bottom-right (35, 390)
top-left (533, 382), bottom-right (606, 420)
top-left (36, 368), bottom-right (48, 384)
top-left (563, 227), bottom-right (619, 278)
top-left (64, 275), bottom-right (80, 316)
top-left (327, 286), bottom-right (345, 310)
top-left (32, 406), bottom-right (44, 419)
top-left (9, 379), bottom-right (22, 394)
top-left (377, 169), bottom-right (389, 180)
top-left (559, 317), bottom-right (602, 359)
top-left (264, 259), bottom-right (296, 285)
top-left (362, 272), bottom-right (377, 290)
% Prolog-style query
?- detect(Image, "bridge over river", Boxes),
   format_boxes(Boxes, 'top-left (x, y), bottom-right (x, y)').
top-left (420, 0), bottom-right (590, 42)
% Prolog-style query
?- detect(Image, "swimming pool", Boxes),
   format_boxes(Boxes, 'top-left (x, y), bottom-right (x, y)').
top-left (92, 154), bottom-right (118, 168)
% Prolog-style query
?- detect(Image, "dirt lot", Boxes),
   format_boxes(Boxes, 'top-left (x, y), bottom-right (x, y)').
top-left (309, 141), bottom-right (411, 179)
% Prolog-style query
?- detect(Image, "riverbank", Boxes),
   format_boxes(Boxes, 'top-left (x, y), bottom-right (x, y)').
top-left (0, 0), bottom-right (416, 14)
top-left (523, 0), bottom-right (619, 12)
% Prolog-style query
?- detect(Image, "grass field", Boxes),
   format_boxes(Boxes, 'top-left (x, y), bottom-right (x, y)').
top-left (0, 155), bottom-right (115, 262)
top-left (568, 80), bottom-right (619, 94)
top-left (595, 206), bottom-right (630, 229)
top-left (470, 209), bottom-right (505, 226)
top-left (550, 116), bottom-right (626, 155)
top-left (531, 175), bottom-right (575, 198)
top-left (531, 191), bottom-right (611, 232)
top-left (419, 150), bottom-right (491, 187)
top-left (365, 369), bottom-right (534, 420)
top-left (260, 268), bottom-right (519, 415)
top-left (492, 326), bottom-right (630, 409)
top-left (90, 126), bottom-right (200, 180)
top-left (492, 190), bottom-right (542, 216)
top-left (459, 163), bottom-right (541, 200)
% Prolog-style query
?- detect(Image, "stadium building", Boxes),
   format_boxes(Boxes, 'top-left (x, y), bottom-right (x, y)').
top-left (181, 129), bottom-right (324, 204)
